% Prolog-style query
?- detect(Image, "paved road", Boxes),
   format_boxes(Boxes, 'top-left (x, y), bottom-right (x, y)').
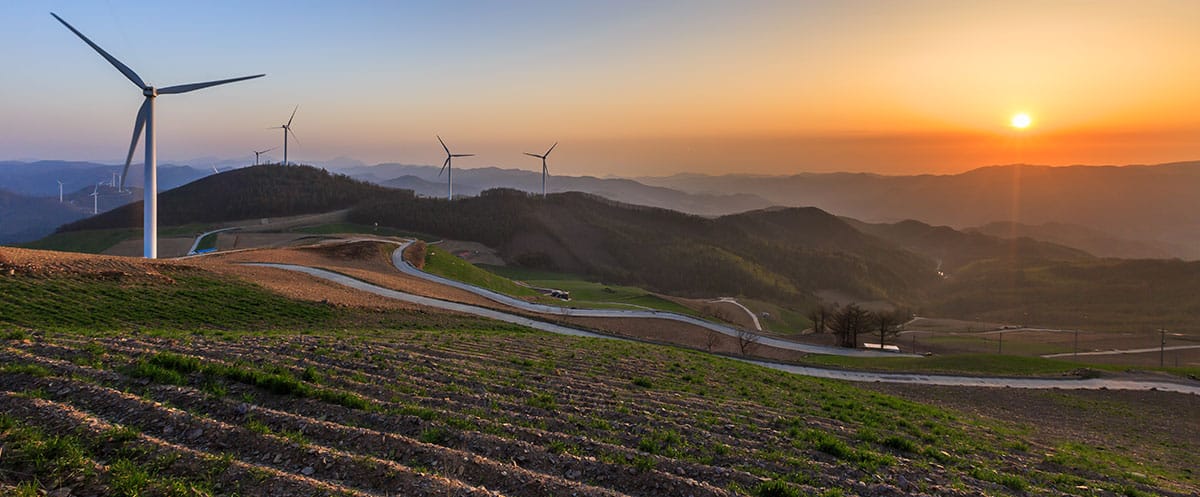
top-left (712, 297), bottom-right (762, 331)
top-left (389, 241), bottom-right (908, 358)
top-left (186, 227), bottom-right (240, 256)
top-left (248, 261), bottom-right (1200, 395)
top-left (244, 263), bottom-right (607, 339)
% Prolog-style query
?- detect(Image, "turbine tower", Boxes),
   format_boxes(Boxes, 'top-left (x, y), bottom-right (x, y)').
top-left (273, 106), bottom-right (299, 165)
top-left (57, 180), bottom-right (63, 203)
top-left (90, 184), bottom-right (99, 214)
top-left (52, 13), bottom-right (264, 259)
top-left (437, 136), bottom-right (473, 200)
top-left (253, 147), bottom-right (276, 165)
top-left (524, 142), bottom-right (557, 197)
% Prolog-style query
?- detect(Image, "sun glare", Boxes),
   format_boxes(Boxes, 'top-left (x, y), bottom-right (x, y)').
top-left (1011, 113), bottom-right (1032, 129)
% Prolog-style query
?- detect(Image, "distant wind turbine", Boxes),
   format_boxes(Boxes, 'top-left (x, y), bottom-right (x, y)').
top-left (253, 147), bottom-right (276, 165)
top-left (437, 136), bottom-right (474, 200)
top-left (52, 13), bottom-right (264, 258)
top-left (211, 165), bottom-right (219, 175)
top-left (57, 180), bottom-right (63, 203)
top-left (110, 171), bottom-right (118, 187)
top-left (90, 184), bottom-right (99, 214)
top-left (524, 142), bottom-right (557, 197)
top-left (272, 106), bottom-right (299, 165)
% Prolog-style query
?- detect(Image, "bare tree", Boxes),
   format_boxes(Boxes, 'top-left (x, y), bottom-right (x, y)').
top-left (828, 303), bottom-right (869, 348)
top-left (872, 309), bottom-right (906, 349)
top-left (736, 328), bottom-right (760, 356)
top-left (705, 329), bottom-right (721, 352)
top-left (806, 304), bottom-right (833, 334)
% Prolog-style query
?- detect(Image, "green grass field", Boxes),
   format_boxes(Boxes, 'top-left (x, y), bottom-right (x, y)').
top-left (1, 256), bottom-right (1194, 496)
top-left (481, 264), bottom-right (703, 316)
top-left (423, 246), bottom-right (542, 298)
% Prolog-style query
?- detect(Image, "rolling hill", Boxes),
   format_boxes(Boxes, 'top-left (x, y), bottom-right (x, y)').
top-left (641, 162), bottom-right (1200, 259)
top-left (342, 163), bottom-right (774, 216)
top-left (350, 189), bottom-right (939, 306)
top-left (55, 165), bottom-right (405, 232)
top-left (0, 190), bottom-right (88, 244)
top-left (967, 221), bottom-right (1182, 259)
top-left (845, 218), bottom-right (1092, 273)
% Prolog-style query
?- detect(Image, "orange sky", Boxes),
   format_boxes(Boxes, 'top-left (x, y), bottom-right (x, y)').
top-left (10, 1), bottom-right (1200, 175)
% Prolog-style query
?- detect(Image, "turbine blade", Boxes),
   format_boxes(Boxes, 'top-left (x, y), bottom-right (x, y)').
top-left (437, 135), bottom-right (450, 155)
top-left (287, 105), bottom-right (298, 127)
top-left (51, 13), bottom-right (146, 89)
top-left (120, 98), bottom-right (150, 191)
top-left (544, 142), bottom-right (557, 157)
top-left (524, 153), bottom-right (542, 158)
top-left (158, 74), bottom-right (265, 94)
top-left (288, 128), bottom-right (299, 144)
top-left (438, 158), bottom-right (449, 177)
top-left (453, 154), bottom-right (474, 157)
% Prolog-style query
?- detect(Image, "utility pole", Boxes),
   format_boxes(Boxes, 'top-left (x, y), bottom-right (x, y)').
top-left (1160, 328), bottom-right (1167, 368)
top-left (998, 332), bottom-right (1003, 354)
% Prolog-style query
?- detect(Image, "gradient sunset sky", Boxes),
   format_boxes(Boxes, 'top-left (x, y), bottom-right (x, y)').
top-left (4, 0), bottom-right (1200, 176)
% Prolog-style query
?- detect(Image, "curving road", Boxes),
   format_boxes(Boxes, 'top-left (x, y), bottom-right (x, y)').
top-left (389, 241), bottom-right (908, 358)
top-left (246, 261), bottom-right (1200, 396)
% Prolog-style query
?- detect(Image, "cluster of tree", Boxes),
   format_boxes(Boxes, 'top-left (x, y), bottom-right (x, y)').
top-left (809, 303), bottom-right (912, 349)
top-left (58, 165), bottom-right (403, 232)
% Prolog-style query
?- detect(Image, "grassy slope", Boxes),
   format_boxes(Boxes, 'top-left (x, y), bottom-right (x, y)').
top-left (0, 256), bottom-right (1192, 495)
top-left (423, 246), bottom-right (541, 298)
top-left (483, 264), bottom-right (699, 315)
top-left (2, 328), bottom-right (1191, 496)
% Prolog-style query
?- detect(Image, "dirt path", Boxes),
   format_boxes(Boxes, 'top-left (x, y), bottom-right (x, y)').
top-left (254, 258), bottom-right (1200, 396)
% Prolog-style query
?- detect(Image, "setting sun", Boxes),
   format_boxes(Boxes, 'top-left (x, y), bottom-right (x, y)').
top-left (1011, 113), bottom-right (1033, 129)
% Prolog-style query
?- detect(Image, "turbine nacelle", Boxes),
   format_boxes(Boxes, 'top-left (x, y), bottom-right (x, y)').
top-left (142, 87), bottom-right (158, 97)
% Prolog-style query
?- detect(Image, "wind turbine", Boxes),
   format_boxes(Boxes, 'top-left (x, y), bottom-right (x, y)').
top-left (90, 184), bottom-right (99, 214)
top-left (272, 106), bottom-right (299, 165)
top-left (253, 147), bottom-right (276, 165)
top-left (57, 180), bottom-right (64, 203)
top-left (524, 142), bottom-right (557, 197)
top-left (52, 13), bottom-right (264, 259)
top-left (437, 136), bottom-right (473, 200)
top-left (210, 165), bottom-right (219, 175)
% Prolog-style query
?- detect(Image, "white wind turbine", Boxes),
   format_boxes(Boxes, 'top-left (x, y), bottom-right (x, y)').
top-left (524, 142), bottom-right (557, 197)
top-left (253, 147), bottom-right (276, 165)
top-left (57, 180), bottom-right (64, 203)
top-left (272, 106), bottom-right (299, 165)
top-left (52, 13), bottom-right (264, 258)
top-left (437, 136), bottom-right (473, 200)
top-left (90, 183), bottom-right (99, 214)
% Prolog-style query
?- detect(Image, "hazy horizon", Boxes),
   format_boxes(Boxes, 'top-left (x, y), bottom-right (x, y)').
top-left (5, 1), bottom-right (1200, 176)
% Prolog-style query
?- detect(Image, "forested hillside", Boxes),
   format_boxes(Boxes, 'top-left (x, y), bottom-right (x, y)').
top-left (57, 165), bottom-right (406, 232)
top-left (350, 189), bottom-right (939, 305)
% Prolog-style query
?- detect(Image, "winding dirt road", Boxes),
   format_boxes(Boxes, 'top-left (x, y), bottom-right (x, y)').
top-left (249, 259), bottom-right (1200, 396)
